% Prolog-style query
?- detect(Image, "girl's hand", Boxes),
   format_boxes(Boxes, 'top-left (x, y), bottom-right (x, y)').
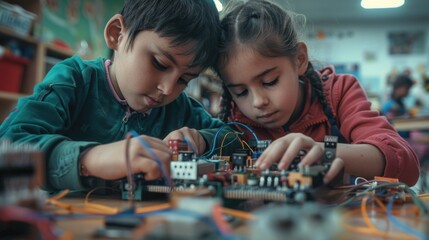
top-left (255, 133), bottom-right (344, 184)
top-left (80, 135), bottom-right (172, 180)
top-left (163, 127), bottom-right (206, 155)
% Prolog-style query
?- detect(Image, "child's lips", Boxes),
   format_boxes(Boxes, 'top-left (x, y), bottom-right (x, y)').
top-left (257, 111), bottom-right (278, 122)
top-left (145, 95), bottom-right (161, 108)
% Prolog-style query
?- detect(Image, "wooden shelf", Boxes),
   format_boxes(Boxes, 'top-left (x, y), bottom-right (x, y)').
top-left (0, 2), bottom-right (75, 123)
top-left (0, 26), bottom-right (38, 45)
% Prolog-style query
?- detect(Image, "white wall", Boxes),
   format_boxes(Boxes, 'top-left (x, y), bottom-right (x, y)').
top-left (303, 21), bottom-right (429, 111)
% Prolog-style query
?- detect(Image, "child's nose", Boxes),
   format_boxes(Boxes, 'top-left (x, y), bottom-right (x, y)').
top-left (157, 74), bottom-right (178, 95)
top-left (252, 91), bottom-right (269, 108)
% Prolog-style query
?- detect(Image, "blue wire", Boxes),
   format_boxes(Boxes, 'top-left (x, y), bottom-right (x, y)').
top-left (202, 122), bottom-right (259, 158)
top-left (386, 196), bottom-right (428, 240)
top-left (129, 130), bottom-right (172, 187)
top-left (183, 136), bottom-right (198, 154)
top-left (227, 121), bottom-right (259, 142)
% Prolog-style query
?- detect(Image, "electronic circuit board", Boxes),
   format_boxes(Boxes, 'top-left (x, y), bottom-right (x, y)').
top-left (120, 136), bottom-right (339, 205)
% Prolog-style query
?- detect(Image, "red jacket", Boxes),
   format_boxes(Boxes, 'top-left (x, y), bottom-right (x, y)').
top-left (228, 66), bottom-right (419, 186)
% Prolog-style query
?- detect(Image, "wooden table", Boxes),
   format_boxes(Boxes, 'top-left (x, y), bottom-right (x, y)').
top-left (389, 115), bottom-right (429, 132)
top-left (44, 191), bottom-right (428, 240)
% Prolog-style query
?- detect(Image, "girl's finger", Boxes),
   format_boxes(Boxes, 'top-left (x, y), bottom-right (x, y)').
top-left (298, 144), bottom-right (324, 167)
top-left (323, 157), bottom-right (344, 184)
top-left (277, 139), bottom-right (303, 169)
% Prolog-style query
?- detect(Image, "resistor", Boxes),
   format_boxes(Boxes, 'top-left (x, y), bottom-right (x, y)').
top-left (259, 176), bottom-right (265, 187)
top-left (274, 176), bottom-right (279, 187)
top-left (267, 176), bottom-right (272, 187)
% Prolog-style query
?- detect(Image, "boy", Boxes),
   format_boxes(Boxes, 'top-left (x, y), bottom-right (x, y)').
top-left (0, 0), bottom-right (234, 191)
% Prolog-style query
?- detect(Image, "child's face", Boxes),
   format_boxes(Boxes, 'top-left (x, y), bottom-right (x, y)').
top-left (220, 48), bottom-right (303, 129)
top-left (112, 30), bottom-right (202, 112)
top-left (395, 85), bottom-right (410, 98)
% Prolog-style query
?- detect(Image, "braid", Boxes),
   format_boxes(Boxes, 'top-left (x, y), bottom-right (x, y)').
top-left (218, 84), bottom-right (233, 122)
top-left (303, 62), bottom-right (330, 112)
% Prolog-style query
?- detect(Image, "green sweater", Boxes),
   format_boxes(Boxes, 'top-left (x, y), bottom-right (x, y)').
top-left (0, 56), bottom-right (235, 191)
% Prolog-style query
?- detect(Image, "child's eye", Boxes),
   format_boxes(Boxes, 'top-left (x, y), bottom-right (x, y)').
top-left (234, 89), bottom-right (248, 98)
top-left (263, 78), bottom-right (278, 86)
top-left (152, 57), bottom-right (167, 71)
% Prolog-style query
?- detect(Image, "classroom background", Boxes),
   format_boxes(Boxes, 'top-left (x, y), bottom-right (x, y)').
top-left (0, 0), bottom-right (428, 117)
top-left (1, 1), bottom-right (429, 239)
top-left (0, 0), bottom-right (428, 183)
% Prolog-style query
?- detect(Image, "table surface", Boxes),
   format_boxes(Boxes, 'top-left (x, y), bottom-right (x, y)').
top-left (389, 115), bottom-right (429, 131)
top-left (44, 190), bottom-right (429, 240)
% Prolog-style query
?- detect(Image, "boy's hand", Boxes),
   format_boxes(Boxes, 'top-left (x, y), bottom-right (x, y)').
top-left (80, 135), bottom-right (172, 180)
top-left (163, 127), bottom-right (206, 155)
top-left (255, 133), bottom-right (344, 184)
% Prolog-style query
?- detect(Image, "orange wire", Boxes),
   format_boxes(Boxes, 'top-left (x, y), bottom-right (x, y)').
top-left (47, 189), bottom-right (70, 202)
top-left (221, 207), bottom-right (256, 220)
top-left (219, 131), bottom-right (243, 157)
top-left (357, 195), bottom-right (418, 239)
top-left (212, 204), bottom-right (232, 234)
top-left (361, 196), bottom-right (377, 230)
top-left (136, 203), bottom-right (171, 214)
top-left (342, 206), bottom-right (418, 239)
top-left (241, 140), bottom-right (254, 153)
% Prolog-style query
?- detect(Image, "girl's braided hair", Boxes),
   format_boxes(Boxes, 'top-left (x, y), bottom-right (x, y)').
top-left (216, 0), bottom-right (330, 122)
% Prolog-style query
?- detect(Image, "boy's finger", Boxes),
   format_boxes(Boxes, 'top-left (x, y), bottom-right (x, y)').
top-left (140, 136), bottom-right (171, 153)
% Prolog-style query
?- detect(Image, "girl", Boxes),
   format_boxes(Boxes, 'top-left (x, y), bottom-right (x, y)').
top-left (215, 0), bottom-right (419, 186)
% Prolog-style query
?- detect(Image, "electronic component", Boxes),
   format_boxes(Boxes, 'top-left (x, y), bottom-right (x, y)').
top-left (168, 139), bottom-right (189, 161)
top-left (177, 151), bottom-right (195, 162)
top-left (121, 136), bottom-right (339, 204)
top-left (141, 197), bottom-right (222, 239)
top-left (121, 173), bottom-right (145, 201)
top-left (170, 161), bottom-right (216, 180)
top-left (250, 203), bottom-right (340, 240)
top-left (249, 139), bottom-right (272, 158)
top-left (94, 210), bottom-right (143, 239)
top-left (0, 140), bottom-right (44, 207)
top-left (322, 135), bottom-right (345, 187)
top-left (323, 135), bottom-right (338, 163)
top-left (231, 152), bottom-right (247, 170)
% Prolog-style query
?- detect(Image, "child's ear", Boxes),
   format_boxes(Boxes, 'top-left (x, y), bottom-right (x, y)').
top-left (296, 42), bottom-right (309, 75)
top-left (104, 14), bottom-right (126, 50)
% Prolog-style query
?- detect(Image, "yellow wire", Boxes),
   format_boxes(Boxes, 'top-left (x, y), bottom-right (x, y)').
top-left (84, 186), bottom-right (118, 204)
top-left (241, 140), bottom-right (254, 154)
top-left (136, 203), bottom-right (171, 214)
top-left (219, 131), bottom-right (244, 157)
top-left (47, 188), bottom-right (169, 215)
top-left (83, 187), bottom-right (120, 214)
top-left (47, 189), bottom-right (70, 201)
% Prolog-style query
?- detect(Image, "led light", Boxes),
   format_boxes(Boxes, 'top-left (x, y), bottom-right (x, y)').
top-left (361, 0), bottom-right (405, 9)
top-left (214, 0), bottom-right (223, 12)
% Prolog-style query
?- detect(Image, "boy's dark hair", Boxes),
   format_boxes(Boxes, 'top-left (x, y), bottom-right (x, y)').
top-left (393, 75), bottom-right (414, 90)
top-left (216, 0), bottom-right (329, 123)
top-left (391, 74), bottom-right (414, 99)
top-left (120, 0), bottom-right (220, 69)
